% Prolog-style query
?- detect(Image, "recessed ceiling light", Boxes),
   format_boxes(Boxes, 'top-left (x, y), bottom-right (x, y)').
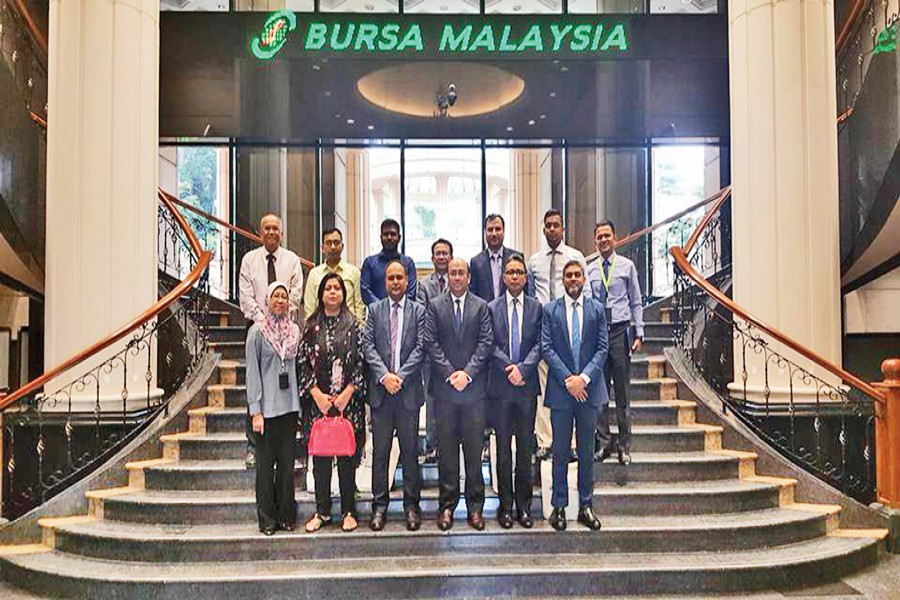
top-left (347, 118), bottom-right (356, 125)
top-left (560, 66), bottom-right (569, 72)
top-left (335, 113), bottom-right (341, 118)
top-left (549, 92), bottom-right (556, 98)
top-left (528, 119), bottom-right (536, 126)
top-left (324, 91), bottom-right (331, 96)
top-left (367, 125), bottom-right (375, 131)
top-left (506, 126), bottom-right (514, 132)
top-left (312, 64), bottom-right (321, 71)
top-left (540, 114), bottom-right (547, 119)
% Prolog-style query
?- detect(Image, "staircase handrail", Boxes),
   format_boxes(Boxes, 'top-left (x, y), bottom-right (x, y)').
top-left (669, 188), bottom-right (887, 407)
top-left (0, 191), bottom-right (212, 411)
top-left (5, 0), bottom-right (47, 68)
top-left (163, 192), bottom-right (316, 270)
top-left (585, 187), bottom-right (731, 265)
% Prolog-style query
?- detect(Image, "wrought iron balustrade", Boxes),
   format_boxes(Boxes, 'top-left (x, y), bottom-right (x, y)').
top-left (671, 192), bottom-right (882, 504)
top-left (0, 0), bottom-right (47, 125)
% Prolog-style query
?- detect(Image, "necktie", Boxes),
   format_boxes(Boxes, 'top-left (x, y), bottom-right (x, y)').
top-left (266, 253), bottom-right (276, 285)
top-left (438, 275), bottom-right (446, 294)
top-left (390, 302), bottom-right (400, 371)
top-left (571, 301), bottom-right (581, 371)
top-left (491, 255), bottom-right (502, 299)
top-left (510, 298), bottom-right (521, 363)
top-left (454, 298), bottom-right (463, 333)
top-left (548, 250), bottom-right (558, 301)
top-left (601, 259), bottom-right (611, 302)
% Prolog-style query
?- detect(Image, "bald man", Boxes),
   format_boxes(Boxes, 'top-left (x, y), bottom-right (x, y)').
top-left (424, 258), bottom-right (493, 531)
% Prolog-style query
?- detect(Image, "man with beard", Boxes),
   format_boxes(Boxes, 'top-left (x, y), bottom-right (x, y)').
top-left (361, 219), bottom-right (417, 306)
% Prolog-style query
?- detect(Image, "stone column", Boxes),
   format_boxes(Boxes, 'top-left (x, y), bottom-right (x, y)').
top-left (44, 0), bottom-right (160, 410)
top-left (728, 0), bottom-right (843, 401)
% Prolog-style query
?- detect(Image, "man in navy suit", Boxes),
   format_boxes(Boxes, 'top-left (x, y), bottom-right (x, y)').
top-left (469, 214), bottom-right (527, 302)
top-left (541, 260), bottom-right (608, 532)
top-left (424, 258), bottom-right (494, 531)
top-left (363, 260), bottom-right (427, 532)
top-left (487, 254), bottom-right (542, 529)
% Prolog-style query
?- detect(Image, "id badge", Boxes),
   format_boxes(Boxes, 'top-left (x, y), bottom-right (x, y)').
top-left (279, 372), bottom-right (289, 390)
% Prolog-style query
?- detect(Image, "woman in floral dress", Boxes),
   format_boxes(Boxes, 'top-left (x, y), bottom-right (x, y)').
top-left (298, 272), bottom-right (367, 532)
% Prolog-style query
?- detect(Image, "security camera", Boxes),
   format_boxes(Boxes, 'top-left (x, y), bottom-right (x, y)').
top-left (447, 83), bottom-right (457, 107)
top-left (435, 83), bottom-right (458, 118)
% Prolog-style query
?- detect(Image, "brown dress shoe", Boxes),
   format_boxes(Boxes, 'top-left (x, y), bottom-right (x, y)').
top-left (437, 508), bottom-right (454, 531)
top-left (467, 511), bottom-right (485, 531)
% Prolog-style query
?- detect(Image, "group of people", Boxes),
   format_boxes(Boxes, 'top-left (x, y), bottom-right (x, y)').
top-left (239, 208), bottom-right (645, 536)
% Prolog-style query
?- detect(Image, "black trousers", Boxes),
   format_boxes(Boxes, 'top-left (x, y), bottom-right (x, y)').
top-left (312, 452), bottom-right (358, 517)
top-left (436, 399), bottom-right (485, 514)
top-left (371, 397), bottom-right (421, 513)
top-left (494, 396), bottom-right (537, 515)
top-left (423, 364), bottom-right (437, 451)
top-left (255, 412), bottom-right (298, 530)
top-left (596, 322), bottom-right (632, 451)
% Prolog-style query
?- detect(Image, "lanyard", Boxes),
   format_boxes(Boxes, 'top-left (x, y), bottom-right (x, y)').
top-left (598, 255), bottom-right (617, 292)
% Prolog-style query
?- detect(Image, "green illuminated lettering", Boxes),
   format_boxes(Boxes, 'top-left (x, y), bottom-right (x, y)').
top-left (549, 24), bottom-right (573, 52)
top-left (440, 24), bottom-right (472, 52)
top-left (397, 24), bottom-right (424, 51)
top-left (600, 23), bottom-right (628, 52)
top-left (498, 25), bottom-right (517, 51)
top-left (305, 22), bottom-right (328, 51)
top-left (378, 23), bottom-right (400, 51)
top-left (516, 24), bottom-right (544, 52)
top-left (330, 23), bottom-right (355, 51)
top-left (355, 23), bottom-right (379, 51)
top-left (570, 24), bottom-right (592, 52)
top-left (590, 24), bottom-right (605, 51)
top-left (469, 24), bottom-right (496, 52)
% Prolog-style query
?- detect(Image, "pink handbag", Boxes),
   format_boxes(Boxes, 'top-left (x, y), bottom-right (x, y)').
top-left (308, 415), bottom-right (356, 457)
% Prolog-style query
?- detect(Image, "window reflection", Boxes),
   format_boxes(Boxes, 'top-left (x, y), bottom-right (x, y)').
top-left (318, 0), bottom-right (399, 12)
top-left (486, 0), bottom-right (562, 13)
top-left (403, 0), bottom-right (478, 14)
top-left (366, 149), bottom-right (402, 258)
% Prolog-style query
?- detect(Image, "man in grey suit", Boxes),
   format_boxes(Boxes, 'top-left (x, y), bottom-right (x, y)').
top-left (424, 258), bottom-right (493, 531)
top-left (363, 260), bottom-right (428, 532)
top-left (487, 254), bottom-right (542, 529)
top-left (416, 238), bottom-right (453, 463)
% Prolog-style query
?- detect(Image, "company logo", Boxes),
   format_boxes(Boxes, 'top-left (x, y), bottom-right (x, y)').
top-left (250, 9), bottom-right (298, 60)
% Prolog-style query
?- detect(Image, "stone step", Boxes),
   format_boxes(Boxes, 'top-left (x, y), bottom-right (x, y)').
top-left (628, 354), bottom-right (667, 379)
top-left (3, 533), bottom-right (886, 597)
top-left (190, 310), bottom-right (231, 327)
top-left (40, 505), bottom-right (841, 563)
top-left (206, 326), bottom-right (247, 344)
top-left (130, 460), bottom-right (304, 492)
top-left (90, 478), bottom-right (791, 525)
top-left (641, 321), bottom-right (676, 339)
top-left (209, 341), bottom-right (244, 360)
top-left (628, 378), bottom-right (678, 401)
top-left (161, 423), bottom-right (718, 462)
top-left (636, 337), bottom-right (674, 355)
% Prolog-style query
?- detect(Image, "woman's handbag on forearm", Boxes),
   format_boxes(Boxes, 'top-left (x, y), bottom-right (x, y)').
top-left (307, 415), bottom-right (356, 457)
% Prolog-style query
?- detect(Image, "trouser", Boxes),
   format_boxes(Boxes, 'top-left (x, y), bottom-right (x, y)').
top-left (313, 454), bottom-right (357, 517)
top-left (423, 363), bottom-right (437, 451)
top-left (535, 362), bottom-right (553, 448)
top-left (596, 322), bottom-right (632, 451)
top-left (551, 401), bottom-right (597, 509)
top-left (371, 397), bottom-right (421, 513)
top-left (494, 396), bottom-right (537, 515)
top-left (255, 412), bottom-right (298, 529)
top-left (436, 399), bottom-right (485, 514)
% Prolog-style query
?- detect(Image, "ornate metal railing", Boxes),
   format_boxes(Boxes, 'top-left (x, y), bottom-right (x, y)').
top-left (670, 190), bottom-right (887, 504)
top-left (1, 194), bottom-right (212, 519)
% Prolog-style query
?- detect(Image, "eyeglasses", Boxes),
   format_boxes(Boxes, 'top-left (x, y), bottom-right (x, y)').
top-left (504, 269), bottom-right (526, 276)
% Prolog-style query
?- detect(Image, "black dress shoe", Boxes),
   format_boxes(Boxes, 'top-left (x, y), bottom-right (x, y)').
top-left (549, 507), bottom-right (567, 531)
top-left (437, 508), bottom-right (454, 531)
top-left (369, 511), bottom-right (386, 531)
top-left (279, 521), bottom-right (296, 532)
top-left (498, 511), bottom-right (514, 529)
top-left (422, 447), bottom-right (438, 465)
top-left (620, 448), bottom-right (632, 466)
top-left (405, 508), bottom-right (422, 531)
top-left (517, 510), bottom-right (534, 529)
top-left (535, 447), bottom-right (551, 461)
top-left (577, 506), bottom-right (602, 531)
top-left (568, 448), bottom-right (578, 463)
top-left (594, 445), bottom-right (613, 463)
top-left (260, 525), bottom-right (277, 536)
top-left (467, 511), bottom-right (485, 531)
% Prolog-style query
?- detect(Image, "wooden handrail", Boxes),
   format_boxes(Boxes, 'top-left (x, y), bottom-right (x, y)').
top-left (29, 111), bottom-right (46, 128)
top-left (8, 0), bottom-right (48, 67)
top-left (837, 107), bottom-right (855, 126)
top-left (586, 187), bottom-right (731, 264)
top-left (162, 190), bottom-right (316, 269)
top-left (0, 193), bottom-right (212, 410)
top-left (670, 189), bottom-right (887, 405)
top-left (836, 0), bottom-right (868, 57)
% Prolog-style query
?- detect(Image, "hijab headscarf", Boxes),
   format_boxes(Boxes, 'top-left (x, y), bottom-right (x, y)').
top-left (260, 281), bottom-right (300, 360)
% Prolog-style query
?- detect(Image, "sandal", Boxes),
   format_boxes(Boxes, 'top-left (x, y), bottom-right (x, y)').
top-left (304, 513), bottom-right (332, 533)
top-left (340, 512), bottom-right (358, 532)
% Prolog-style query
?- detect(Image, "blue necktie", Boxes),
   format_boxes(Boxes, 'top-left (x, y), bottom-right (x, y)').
top-left (600, 259), bottom-right (611, 303)
top-left (571, 301), bottom-right (581, 371)
top-left (455, 298), bottom-right (462, 333)
top-left (510, 298), bottom-right (520, 363)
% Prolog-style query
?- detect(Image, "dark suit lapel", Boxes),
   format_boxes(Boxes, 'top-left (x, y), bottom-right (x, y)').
top-left (555, 301), bottom-right (573, 365)
top-left (401, 300), bottom-right (416, 355)
top-left (496, 298), bottom-right (509, 354)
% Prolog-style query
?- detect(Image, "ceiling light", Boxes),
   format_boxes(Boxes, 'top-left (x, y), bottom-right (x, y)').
top-left (312, 64), bottom-right (321, 71)
top-left (549, 92), bottom-right (556, 98)
top-left (540, 114), bottom-right (546, 119)
top-left (506, 126), bottom-right (514, 132)
top-left (367, 125), bottom-right (375, 131)
top-left (334, 113), bottom-right (341, 118)
top-left (560, 66), bottom-right (569, 72)
top-left (347, 118), bottom-right (356, 125)
top-left (528, 120), bottom-right (535, 126)
top-left (324, 91), bottom-right (331, 97)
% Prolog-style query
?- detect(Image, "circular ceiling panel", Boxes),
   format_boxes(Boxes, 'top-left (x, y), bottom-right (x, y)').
top-left (357, 62), bottom-right (525, 118)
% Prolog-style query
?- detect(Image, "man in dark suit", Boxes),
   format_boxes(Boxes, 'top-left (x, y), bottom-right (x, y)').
top-left (487, 254), bottom-right (542, 529)
top-left (469, 214), bottom-right (527, 302)
top-left (416, 238), bottom-right (453, 463)
top-left (424, 258), bottom-right (494, 531)
top-left (363, 260), bottom-right (427, 532)
top-left (541, 260), bottom-right (608, 532)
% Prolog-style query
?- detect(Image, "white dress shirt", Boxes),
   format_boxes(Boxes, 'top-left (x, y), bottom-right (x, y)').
top-left (528, 242), bottom-right (589, 305)
top-left (238, 246), bottom-right (304, 324)
top-left (506, 290), bottom-right (524, 356)
top-left (448, 291), bottom-right (471, 383)
top-left (564, 292), bottom-right (590, 385)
